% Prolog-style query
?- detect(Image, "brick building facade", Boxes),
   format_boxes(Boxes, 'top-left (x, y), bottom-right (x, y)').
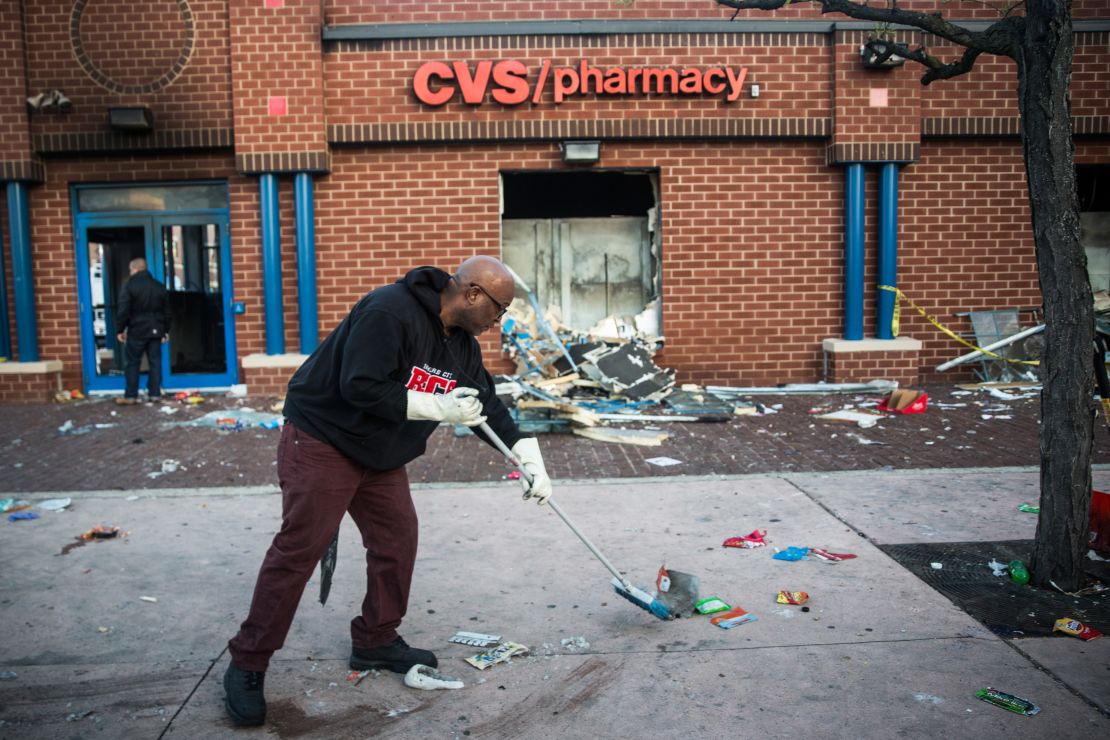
top-left (1, 1), bottom-right (1108, 401)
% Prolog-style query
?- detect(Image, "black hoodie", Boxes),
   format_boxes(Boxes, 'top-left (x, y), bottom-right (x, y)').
top-left (283, 266), bottom-right (522, 470)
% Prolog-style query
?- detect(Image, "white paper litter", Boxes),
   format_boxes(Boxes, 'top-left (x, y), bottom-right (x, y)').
top-left (645, 456), bottom-right (683, 467)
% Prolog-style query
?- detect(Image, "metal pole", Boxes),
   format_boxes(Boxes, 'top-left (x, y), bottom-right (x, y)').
top-left (294, 173), bottom-right (318, 354)
top-left (935, 324), bottom-right (1045, 371)
top-left (7, 181), bottom-right (38, 361)
top-left (844, 164), bottom-right (864, 340)
top-left (877, 163), bottom-right (898, 339)
top-left (260, 174), bottom-right (284, 355)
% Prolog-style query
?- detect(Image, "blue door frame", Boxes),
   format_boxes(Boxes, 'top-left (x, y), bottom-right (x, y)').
top-left (72, 184), bottom-right (237, 393)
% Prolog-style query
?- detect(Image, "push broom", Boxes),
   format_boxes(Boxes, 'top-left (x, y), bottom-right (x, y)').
top-left (478, 421), bottom-right (672, 621)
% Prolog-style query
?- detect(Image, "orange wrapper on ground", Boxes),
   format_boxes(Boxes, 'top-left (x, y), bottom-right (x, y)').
top-left (776, 591), bottom-right (809, 605)
top-left (1053, 617), bottom-right (1103, 641)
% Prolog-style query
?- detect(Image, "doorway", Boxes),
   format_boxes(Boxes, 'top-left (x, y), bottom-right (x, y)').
top-left (72, 183), bottom-right (237, 393)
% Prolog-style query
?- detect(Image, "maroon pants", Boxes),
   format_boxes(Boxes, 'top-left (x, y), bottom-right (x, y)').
top-left (228, 422), bottom-right (417, 672)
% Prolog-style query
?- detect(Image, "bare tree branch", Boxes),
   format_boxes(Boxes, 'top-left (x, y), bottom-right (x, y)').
top-left (716, 0), bottom-right (1021, 58)
top-left (864, 38), bottom-right (984, 84)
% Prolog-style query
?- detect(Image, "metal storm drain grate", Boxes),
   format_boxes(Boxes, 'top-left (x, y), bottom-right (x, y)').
top-left (878, 539), bottom-right (1110, 637)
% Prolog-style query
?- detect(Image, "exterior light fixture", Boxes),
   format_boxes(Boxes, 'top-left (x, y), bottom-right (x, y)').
top-left (560, 140), bottom-right (601, 164)
top-left (27, 90), bottom-right (71, 111)
top-left (108, 106), bottom-right (154, 133)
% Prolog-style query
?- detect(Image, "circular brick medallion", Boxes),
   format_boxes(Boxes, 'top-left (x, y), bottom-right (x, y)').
top-left (70, 0), bottom-right (195, 95)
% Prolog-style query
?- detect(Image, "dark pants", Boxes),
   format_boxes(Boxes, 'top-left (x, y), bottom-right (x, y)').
top-left (123, 336), bottom-right (162, 399)
top-left (228, 422), bottom-right (418, 673)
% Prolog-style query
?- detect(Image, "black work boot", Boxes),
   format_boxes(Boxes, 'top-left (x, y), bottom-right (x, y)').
top-left (224, 663), bottom-right (266, 726)
top-left (350, 636), bottom-right (437, 674)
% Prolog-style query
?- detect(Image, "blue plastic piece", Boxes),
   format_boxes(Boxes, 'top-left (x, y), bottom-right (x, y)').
top-left (772, 546), bottom-right (810, 561)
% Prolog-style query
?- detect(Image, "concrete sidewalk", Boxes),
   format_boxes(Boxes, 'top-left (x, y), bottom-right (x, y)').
top-left (1, 468), bottom-right (1107, 739)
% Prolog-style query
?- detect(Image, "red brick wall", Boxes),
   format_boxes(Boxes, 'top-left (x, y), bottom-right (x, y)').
top-left (0, 371), bottom-right (62, 403)
top-left (230, 0), bottom-right (327, 156)
top-left (900, 140), bottom-right (1040, 382)
top-left (24, 1), bottom-right (232, 137)
top-left (3, 0), bottom-right (1107, 401)
top-left (323, 1), bottom-right (1061, 25)
top-left (0, 2), bottom-right (31, 162)
top-left (25, 154), bottom-right (256, 390)
top-left (828, 351), bottom-right (919, 387)
top-left (833, 30), bottom-right (921, 146)
top-left (324, 35), bottom-right (830, 126)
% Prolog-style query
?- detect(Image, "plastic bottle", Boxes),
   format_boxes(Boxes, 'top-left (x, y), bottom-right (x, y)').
top-left (1009, 559), bottom-right (1030, 585)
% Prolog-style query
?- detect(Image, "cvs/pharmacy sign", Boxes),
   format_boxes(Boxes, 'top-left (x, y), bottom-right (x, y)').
top-left (413, 60), bottom-right (750, 106)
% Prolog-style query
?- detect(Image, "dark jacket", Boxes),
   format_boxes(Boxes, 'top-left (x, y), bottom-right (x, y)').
top-left (283, 266), bottom-right (522, 471)
top-left (115, 270), bottom-right (171, 340)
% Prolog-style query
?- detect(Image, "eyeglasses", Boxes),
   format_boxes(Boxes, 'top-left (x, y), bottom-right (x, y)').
top-left (469, 282), bottom-right (509, 319)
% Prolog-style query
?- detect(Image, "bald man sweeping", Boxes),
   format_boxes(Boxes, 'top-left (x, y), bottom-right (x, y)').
top-left (224, 257), bottom-right (552, 726)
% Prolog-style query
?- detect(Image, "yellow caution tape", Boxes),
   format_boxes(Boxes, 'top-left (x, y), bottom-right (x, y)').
top-left (878, 285), bottom-right (1039, 366)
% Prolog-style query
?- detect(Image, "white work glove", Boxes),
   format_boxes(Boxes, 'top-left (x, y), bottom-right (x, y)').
top-left (510, 437), bottom-right (552, 505)
top-left (406, 387), bottom-right (486, 427)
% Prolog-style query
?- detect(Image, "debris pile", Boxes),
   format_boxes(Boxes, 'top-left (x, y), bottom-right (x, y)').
top-left (495, 298), bottom-right (751, 439)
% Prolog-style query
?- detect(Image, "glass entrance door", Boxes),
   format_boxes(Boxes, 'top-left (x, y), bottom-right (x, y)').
top-left (84, 224), bottom-right (148, 380)
top-left (157, 218), bottom-right (232, 384)
top-left (73, 183), bottom-right (236, 393)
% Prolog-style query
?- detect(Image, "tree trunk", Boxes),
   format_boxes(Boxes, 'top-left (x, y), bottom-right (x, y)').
top-left (1019, 0), bottom-right (1094, 591)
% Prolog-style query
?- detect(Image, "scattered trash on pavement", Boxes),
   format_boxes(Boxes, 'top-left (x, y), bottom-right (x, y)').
top-left (655, 565), bottom-right (700, 616)
top-left (930, 562), bottom-right (944, 570)
top-left (975, 687), bottom-right (1040, 716)
top-left (810, 548), bottom-right (857, 562)
top-left (8, 511), bottom-right (39, 522)
top-left (773, 547), bottom-right (810, 561)
top-left (448, 631), bottom-right (502, 647)
top-left (710, 606), bottom-right (757, 629)
top-left (140, 596), bottom-right (158, 603)
top-left (723, 529), bottom-right (767, 549)
top-left (0, 671), bottom-right (17, 680)
top-left (1052, 617), bottom-right (1103, 641)
top-left (170, 408), bottom-right (283, 430)
top-left (694, 597), bottom-right (731, 614)
top-left (347, 669), bottom-right (378, 686)
top-left (776, 591), bottom-right (809, 605)
top-left (38, 498), bottom-right (72, 512)
top-left (80, 525), bottom-right (122, 540)
top-left (1009, 559), bottom-right (1030, 584)
top-left (465, 641), bottom-right (529, 670)
top-left (1018, 503), bottom-right (1039, 513)
top-left (404, 664), bottom-right (464, 690)
top-left (877, 389), bottom-right (928, 414)
top-left (559, 636), bottom-right (591, 651)
top-left (814, 408), bottom-right (881, 428)
top-left (988, 560), bottom-right (1009, 576)
top-left (644, 456), bottom-right (683, 467)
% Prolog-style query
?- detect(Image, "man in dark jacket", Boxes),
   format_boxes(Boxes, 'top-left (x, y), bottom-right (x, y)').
top-left (223, 256), bottom-right (552, 727)
top-left (114, 257), bottom-right (171, 405)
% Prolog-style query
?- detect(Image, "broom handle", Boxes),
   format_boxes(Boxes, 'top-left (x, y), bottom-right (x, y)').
top-left (478, 421), bottom-right (632, 590)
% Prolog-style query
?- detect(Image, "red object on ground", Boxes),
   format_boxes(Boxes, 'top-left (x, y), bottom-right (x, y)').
top-left (877, 389), bottom-right (929, 415)
top-left (723, 529), bottom-right (767, 549)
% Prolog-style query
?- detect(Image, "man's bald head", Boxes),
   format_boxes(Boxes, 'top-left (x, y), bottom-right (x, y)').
top-left (455, 256), bottom-right (513, 299)
top-left (129, 257), bottom-right (147, 274)
top-left (441, 256), bottom-right (516, 336)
